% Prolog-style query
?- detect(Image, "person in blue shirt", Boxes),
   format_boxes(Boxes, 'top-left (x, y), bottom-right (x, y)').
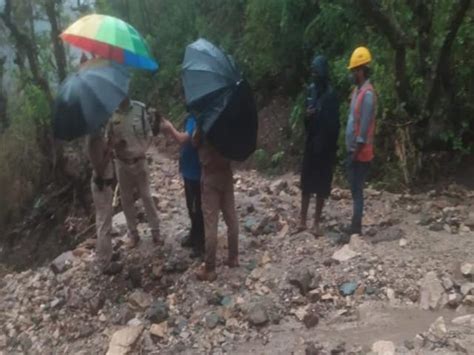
top-left (161, 114), bottom-right (204, 258)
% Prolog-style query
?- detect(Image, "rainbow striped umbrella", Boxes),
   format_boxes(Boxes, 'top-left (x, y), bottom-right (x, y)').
top-left (61, 14), bottom-right (158, 71)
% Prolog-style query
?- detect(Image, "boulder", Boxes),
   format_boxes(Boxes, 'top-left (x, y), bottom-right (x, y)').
top-left (50, 251), bottom-right (76, 274)
top-left (128, 290), bottom-right (153, 311)
top-left (106, 326), bottom-right (144, 355)
top-left (332, 245), bottom-right (358, 262)
top-left (149, 322), bottom-right (168, 338)
top-left (372, 340), bottom-right (395, 355)
top-left (419, 271), bottom-right (445, 310)
top-left (145, 300), bottom-right (169, 323)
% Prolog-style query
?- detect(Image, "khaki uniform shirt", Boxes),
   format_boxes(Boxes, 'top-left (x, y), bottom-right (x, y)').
top-left (108, 100), bottom-right (152, 161)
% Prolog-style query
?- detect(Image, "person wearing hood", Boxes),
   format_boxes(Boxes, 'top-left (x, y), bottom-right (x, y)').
top-left (298, 55), bottom-right (340, 236)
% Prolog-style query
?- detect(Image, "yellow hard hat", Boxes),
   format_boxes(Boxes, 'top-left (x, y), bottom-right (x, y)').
top-left (348, 46), bottom-right (372, 70)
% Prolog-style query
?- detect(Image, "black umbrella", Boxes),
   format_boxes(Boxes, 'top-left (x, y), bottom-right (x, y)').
top-left (53, 58), bottom-right (130, 141)
top-left (182, 38), bottom-right (258, 161)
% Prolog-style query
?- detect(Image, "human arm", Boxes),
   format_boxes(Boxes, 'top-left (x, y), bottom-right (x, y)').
top-left (352, 91), bottom-right (374, 160)
top-left (87, 133), bottom-right (112, 178)
top-left (161, 118), bottom-right (191, 146)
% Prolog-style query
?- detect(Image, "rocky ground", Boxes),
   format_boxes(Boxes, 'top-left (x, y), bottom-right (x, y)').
top-left (1, 149), bottom-right (474, 355)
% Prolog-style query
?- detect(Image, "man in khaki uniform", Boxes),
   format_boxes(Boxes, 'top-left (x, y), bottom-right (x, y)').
top-left (108, 98), bottom-right (161, 247)
top-left (195, 138), bottom-right (239, 282)
top-left (87, 131), bottom-right (122, 274)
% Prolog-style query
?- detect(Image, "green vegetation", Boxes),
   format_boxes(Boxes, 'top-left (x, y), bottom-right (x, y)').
top-left (0, 0), bottom-right (473, 229)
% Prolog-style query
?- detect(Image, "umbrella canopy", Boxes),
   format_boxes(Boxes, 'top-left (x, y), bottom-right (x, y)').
top-left (61, 14), bottom-right (158, 71)
top-left (182, 38), bottom-right (258, 161)
top-left (53, 59), bottom-right (130, 141)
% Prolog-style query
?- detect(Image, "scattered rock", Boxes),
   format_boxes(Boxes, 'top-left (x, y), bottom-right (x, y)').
top-left (429, 316), bottom-right (447, 341)
top-left (386, 288), bottom-right (396, 303)
top-left (447, 293), bottom-right (463, 308)
top-left (106, 326), bottom-right (144, 355)
top-left (128, 290), bottom-right (153, 311)
top-left (112, 212), bottom-right (127, 232)
top-left (288, 268), bottom-right (317, 295)
top-left (163, 257), bottom-right (189, 273)
top-left (89, 291), bottom-right (106, 315)
top-left (349, 234), bottom-right (370, 251)
top-left (441, 276), bottom-right (454, 290)
top-left (247, 305), bottom-right (268, 326)
top-left (332, 245), bottom-right (358, 262)
top-left (371, 226), bottom-right (404, 244)
top-left (50, 251), bottom-right (76, 274)
top-left (419, 271), bottom-right (445, 310)
top-left (303, 308), bottom-right (319, 329)
top-left (460, 263), bottom-right (474, 277)
top-left (145, 300), bottom-right (169, 324)
top-left (463, 295), bottom-right (474, 305)
top-left (112, 305), bottom-right (134, 325)
top-left (404, 339), bottom-right (415, 350)
top-left (371, 340), bottom-right (395, 355)
top-left (151, 265), bottom-right (163, 280)
top-left (260, 251), bottom-right (272, 265)
top-left (127, 266), bottom-right (142, 289)
top-left (205, 312), bottom-right (221, 329)
top-left (465, 212), bottom-right (474, 228)
top-left (339, 282), bottom-right (357, 296)
top-left (451, 314), bottom-right (474, 326)
top-left (149, 322), bottom-right (168, 338)
top-left (460, 282), bottom-right (474, 296)
top-left (305, 341), bottom-right (323, 355)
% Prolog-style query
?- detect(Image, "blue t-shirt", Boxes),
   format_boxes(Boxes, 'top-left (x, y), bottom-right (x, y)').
top-left (180, 116), bottom-right (201, 181)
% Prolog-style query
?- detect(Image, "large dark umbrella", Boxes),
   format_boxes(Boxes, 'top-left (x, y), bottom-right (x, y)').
top-left (53, 58), bottom-right (130, 141)
top-left (182, 38), bottom-right (258, 161)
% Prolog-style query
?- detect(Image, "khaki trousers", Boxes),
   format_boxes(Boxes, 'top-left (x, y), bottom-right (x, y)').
top-left (115, 158), bottom-right (160, 237)
top-left (91, 178), bottom-right (113, 267)
top-left (202, 169), bottom-right (239, 270)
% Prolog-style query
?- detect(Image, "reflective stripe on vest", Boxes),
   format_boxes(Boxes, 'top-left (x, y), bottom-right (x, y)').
top-left (352, 82), bottom-right (376, 162)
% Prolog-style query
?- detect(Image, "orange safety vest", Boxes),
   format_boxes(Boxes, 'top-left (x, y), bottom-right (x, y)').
top-left (352, 81), bottom-right (377, 162)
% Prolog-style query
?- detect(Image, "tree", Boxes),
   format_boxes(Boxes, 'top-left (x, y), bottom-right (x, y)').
top-left (43, 0), bottom-right (67, 82)
top-left (0, 0), bottom-right (51, 102)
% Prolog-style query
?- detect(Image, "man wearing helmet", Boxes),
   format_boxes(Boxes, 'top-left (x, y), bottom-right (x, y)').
top-left (345, 46), bottom-right (377, 238)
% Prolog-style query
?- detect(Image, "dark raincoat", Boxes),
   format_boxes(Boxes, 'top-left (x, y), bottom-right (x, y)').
top-left (300, 56), bottom-right (340, 197)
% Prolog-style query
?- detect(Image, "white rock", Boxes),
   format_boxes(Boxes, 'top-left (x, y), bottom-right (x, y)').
top-left (451, 314), bottom-right (474, 326)
top-left (429, 316), bottom-right (447, 339)
top-left (260, 251), bottom-right (272, 265)
top-left (386, 288), bottom-right (396, 302)
top-left (460, 263), bottom-right (474, 276)
top-left (332, 245), bottom-right (358, 262)
top-left (128, 290), bottom-right (153, 310)
top-left (461, 282), bottom-right (474, 296)
top-left (372, 340), bottom-right (395, 355)
top-left (419, 271), bottom-right (445, 310)
top-left (399, 238), bottom-right (408, 247)
top-left (150, 322), bottom-right (168, 338)
top-left (349, 235), bottom-right (370, 251)
top-left (112, 212), bottom-right (127, 231)
top-left (106, 326), bottom-right (144, 355)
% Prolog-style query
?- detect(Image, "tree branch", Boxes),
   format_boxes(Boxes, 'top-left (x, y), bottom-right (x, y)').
top-left (359, 0), bottom-right (414, 49)
top-left (424, 0), bottom-right (471, 118)
top-left (0, 0), bottom-right (51, 100)
top-left (44, 0), bottom-right (67, 82)
top-left (359, 0), bottom-right (416, 117)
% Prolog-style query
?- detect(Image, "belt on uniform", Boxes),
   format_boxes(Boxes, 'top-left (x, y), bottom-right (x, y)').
top-left (117, 156), bottom-right (145, 165)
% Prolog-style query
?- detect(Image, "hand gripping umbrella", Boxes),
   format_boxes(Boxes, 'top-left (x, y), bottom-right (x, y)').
top-left (53, 59), bottom-right (130, 141)
top-left (182, 38), bottom-right (258, 161)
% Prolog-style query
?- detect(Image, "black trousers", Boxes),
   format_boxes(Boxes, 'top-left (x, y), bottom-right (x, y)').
top-left (184, 178), bottom-right (205, 251)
